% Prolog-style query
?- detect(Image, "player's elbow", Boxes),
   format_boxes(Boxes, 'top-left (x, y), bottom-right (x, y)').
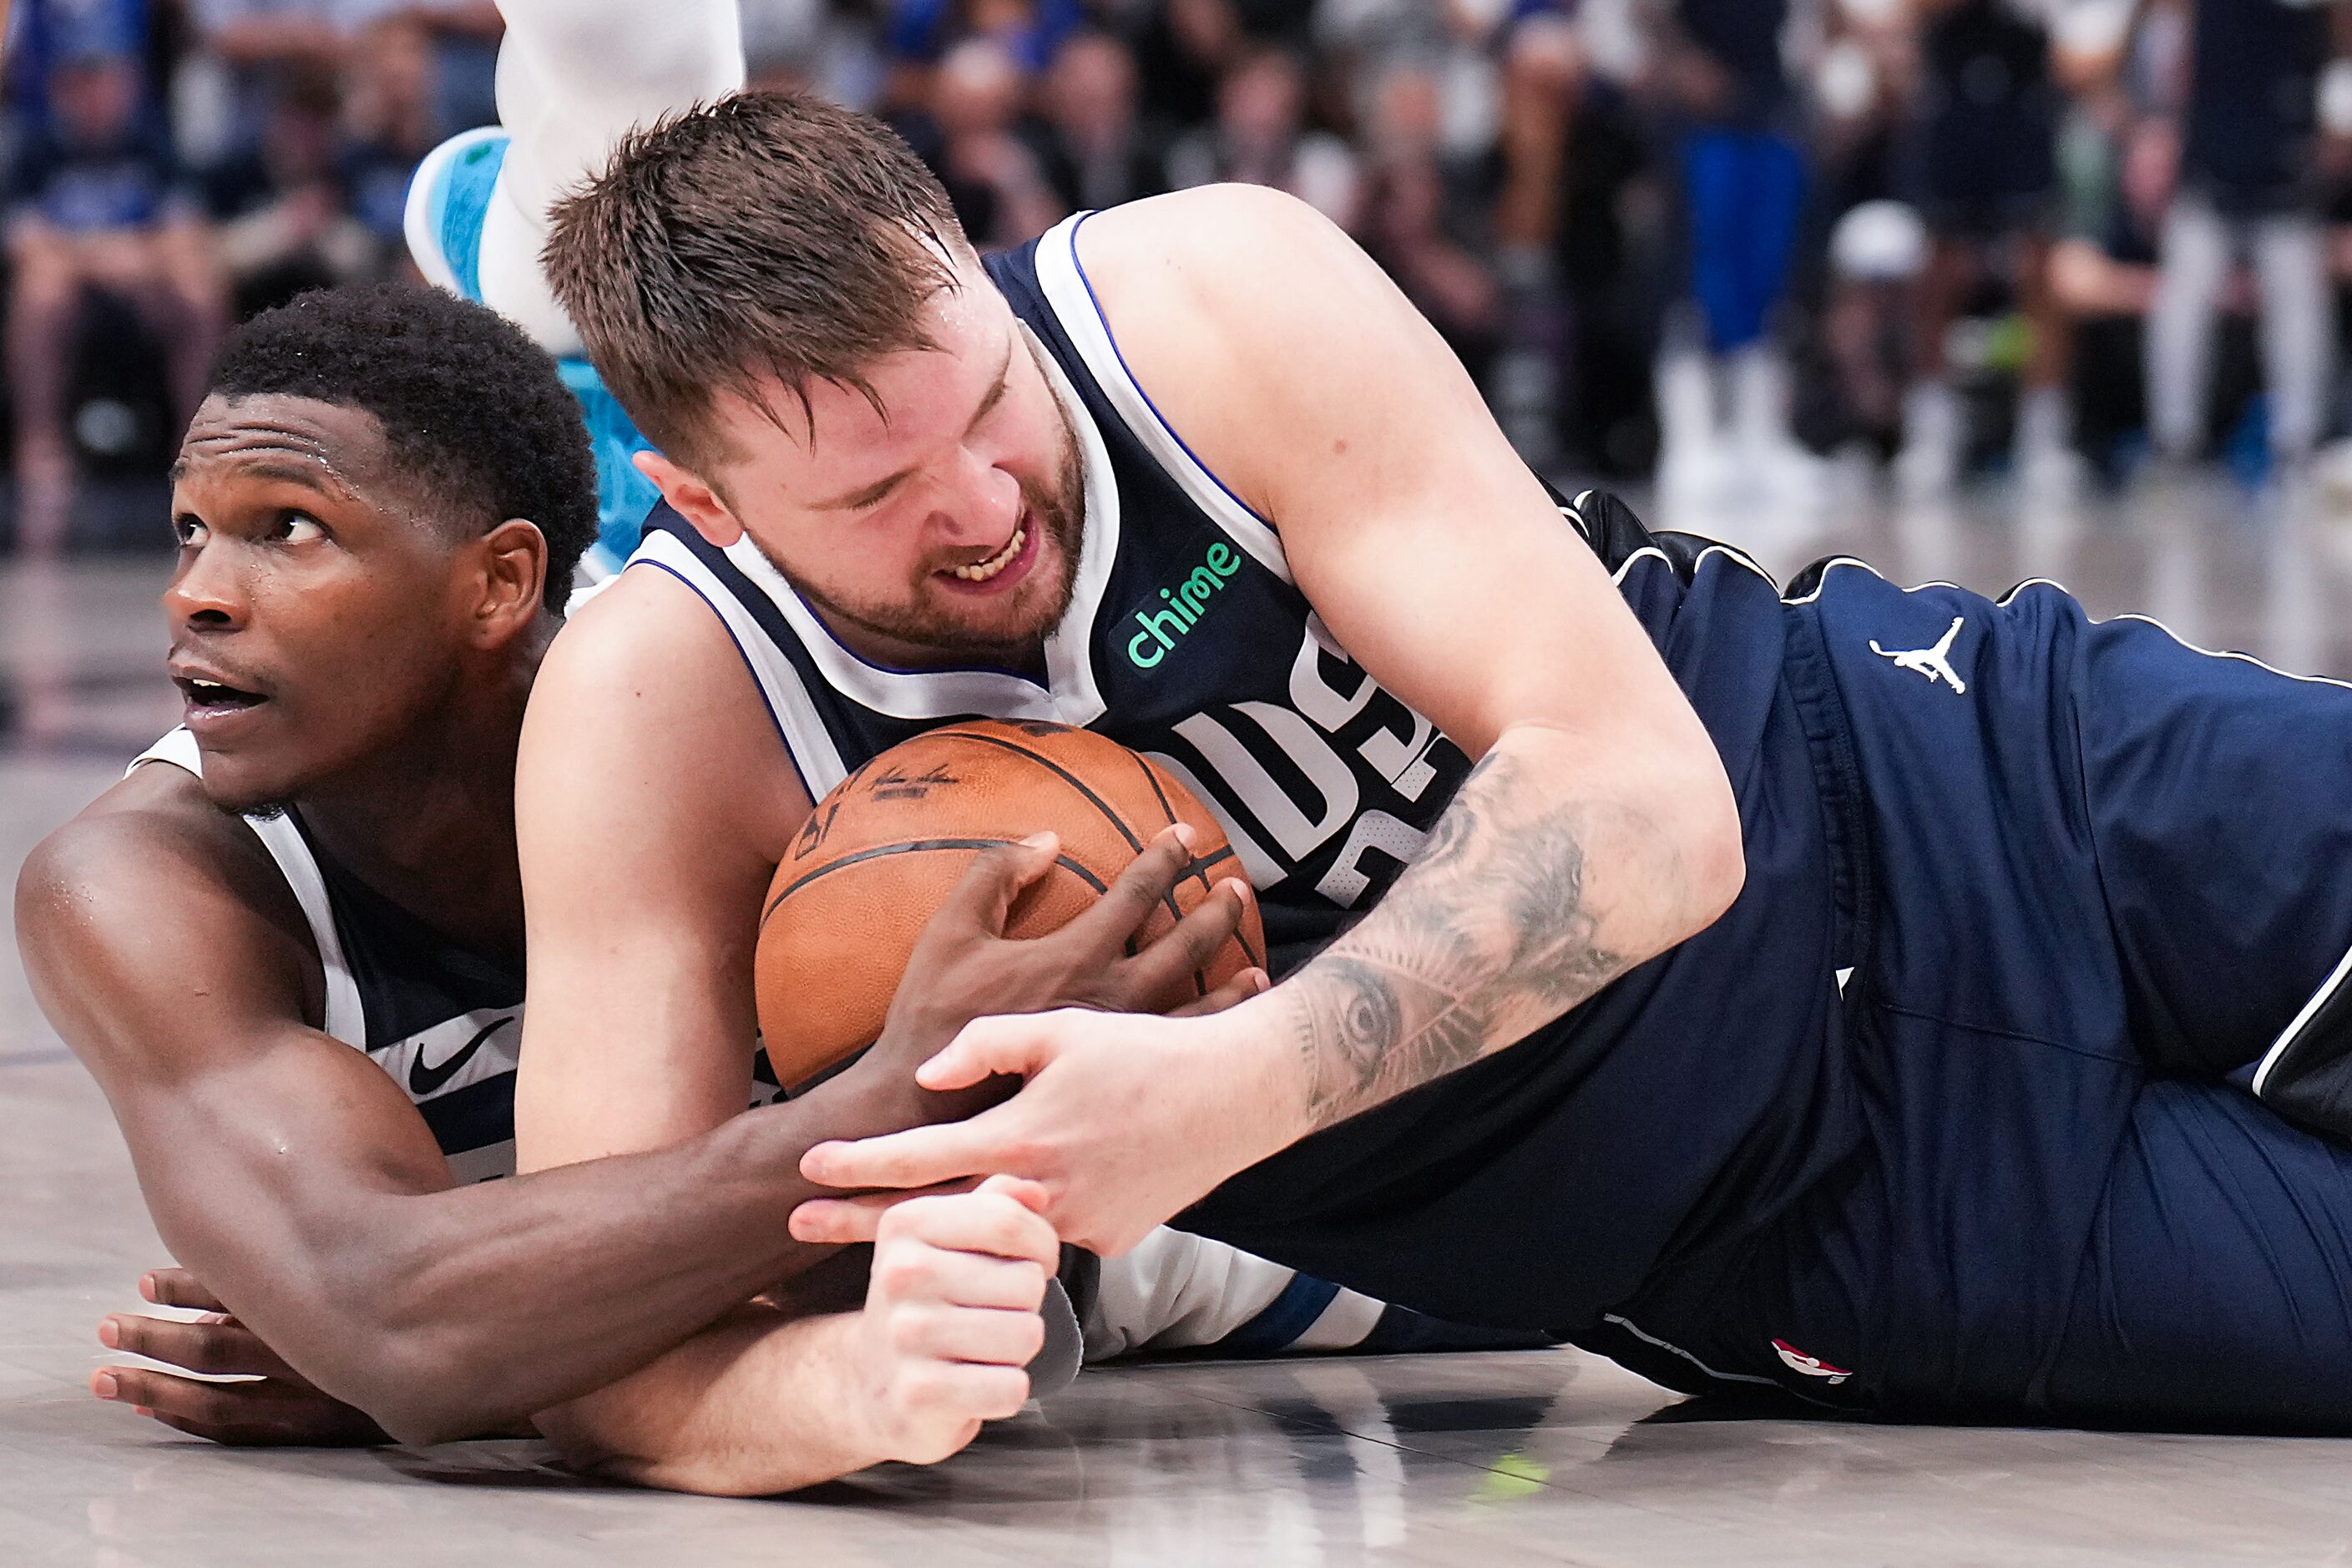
top-left (364, 1378), bottom-right (481, 1449)
top-left (302, 1266), bottom-right (516, 1444)
top-left (313, 1327), bottom-right (497, 1447)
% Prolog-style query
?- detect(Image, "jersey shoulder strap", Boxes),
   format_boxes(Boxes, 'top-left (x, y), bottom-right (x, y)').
top-left (129, 729), bottom-right (367, 1047)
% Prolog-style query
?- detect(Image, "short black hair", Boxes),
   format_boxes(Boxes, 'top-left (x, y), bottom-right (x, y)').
top-left (210, 283), bottom-right (599, 609)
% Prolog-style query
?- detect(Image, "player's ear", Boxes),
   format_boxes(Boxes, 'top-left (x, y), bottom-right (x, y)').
top-left (636, 450), bottom-right (742, 549)
top-left (469, 518), bottom-right (549, 647)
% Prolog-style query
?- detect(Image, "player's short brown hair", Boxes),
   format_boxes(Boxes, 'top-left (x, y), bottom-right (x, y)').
top-left (543, 91), bottom-right (969, 468)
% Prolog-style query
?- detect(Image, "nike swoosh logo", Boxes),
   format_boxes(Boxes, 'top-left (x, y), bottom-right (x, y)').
top-left (407, 1015), bottom-right (514, 1099)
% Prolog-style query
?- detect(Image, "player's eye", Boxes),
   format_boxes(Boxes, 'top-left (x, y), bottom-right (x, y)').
top-left (172, 517), bottom-right (209, 549)
top-left (273, 511), bottom-right (326, 544)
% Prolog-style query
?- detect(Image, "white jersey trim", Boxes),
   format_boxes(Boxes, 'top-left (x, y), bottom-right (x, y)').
top-left (129, 729), bottom-right (367, 1049)
top-left (402, 124), bottom-right (508, 300)
top-left (628, 529), bottom-right (850, 795)
top-left (1032, 212), bottom-right (1295, 588)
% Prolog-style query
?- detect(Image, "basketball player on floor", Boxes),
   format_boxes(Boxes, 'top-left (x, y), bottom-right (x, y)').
top-left (483, 81), bottom-right (2352, 1484)
top-left (13, 286), bottom-right (1501, 1475)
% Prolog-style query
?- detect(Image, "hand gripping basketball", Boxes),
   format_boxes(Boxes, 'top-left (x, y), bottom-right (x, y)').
top-left (756, 721), bottom-right (1265, 1087)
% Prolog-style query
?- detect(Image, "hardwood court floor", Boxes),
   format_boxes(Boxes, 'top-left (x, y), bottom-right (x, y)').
top-left (8, 469), bottom-right (2352, 1565)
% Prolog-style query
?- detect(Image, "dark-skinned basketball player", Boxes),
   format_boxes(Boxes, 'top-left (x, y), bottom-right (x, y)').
top-left (497, 83), bottom-right (2352, 1487)
top-left (11, 284), bottom-right (1323, 1483)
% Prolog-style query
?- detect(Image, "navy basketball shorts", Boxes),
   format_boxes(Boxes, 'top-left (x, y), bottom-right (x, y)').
top-left (1593, 564), bottom-right (2352, 1430)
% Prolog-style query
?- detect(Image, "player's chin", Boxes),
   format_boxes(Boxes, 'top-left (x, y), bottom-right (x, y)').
top-left (195, 761), bottom-right (301, 819)
top-left (189, 732), bottom-right (317, 818)
top-left (923, 581), bottom-right (1065, 651)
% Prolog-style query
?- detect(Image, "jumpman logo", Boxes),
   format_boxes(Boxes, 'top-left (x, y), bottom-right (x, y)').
top-left (1869, 616), bottom-right (1968, 695)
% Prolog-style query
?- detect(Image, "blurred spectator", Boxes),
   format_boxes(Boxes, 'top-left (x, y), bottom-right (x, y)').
top-left (1166, 44), bottom-right (1360, 228)
top-left (1651, 0), bottom-right (1819, 501)
top-left (2048, 109), bottom-right (2249, 475)
top-left (6, 46), bottom-right (223, 554)
top-left (2146, 0), bottom-right (2345, 468)
top-left (200, 65), bottom-right (379, 316)
top-left (1034, 29), bottom-right (1167, 213)
top-left (903, 37), bottom-right (1065, 246)
top-left (336, 13), bottom-right (443, 251)
top-left (1361, 149), bottom-right (1502, 382)
top-left (1356, 60), bottom-right (1500, 380)
top-left (1127, 0), bottom-right (1319, 137)
top-left (6, 0), bottom-right (169, 133)
top-left (1821, 198), bottom-right (1928, 457)
top-left (741, 0), bottom-right (888, 105)
top-left (177, 1), bottom-right (499, 164)
top-left (1898, 0), bottom-right (2075, 495)
top-left (888, 0), bottom-right (1084, 79)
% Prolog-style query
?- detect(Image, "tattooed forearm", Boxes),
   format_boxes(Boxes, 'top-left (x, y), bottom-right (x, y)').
top-left (1280, 746), bottom-right (1680, 1131)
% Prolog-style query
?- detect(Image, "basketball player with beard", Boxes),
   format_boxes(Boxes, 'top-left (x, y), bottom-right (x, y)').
top-left (508, 84), bottom-right (2352, 1490)
top-left (13, 284), bottom-right (1339, 1479)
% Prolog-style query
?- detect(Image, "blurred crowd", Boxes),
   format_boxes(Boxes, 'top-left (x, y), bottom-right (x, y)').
top-left (7, 0), bottom-right (2352, 555)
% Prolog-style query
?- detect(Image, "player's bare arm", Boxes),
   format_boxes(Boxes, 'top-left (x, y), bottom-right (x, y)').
top-left (18, 763), bottom-right (999, 1446)
top-left (800, 185), bottom-right (1743, 1250)
top-left (539, 1177), bottom-right (1064, 1495)
top-left (510, 564), bottom-right (802, 1161)
top-left (511, 571), bottom-right (1252, 1488)
top-left (22, 753), bottom-right (1237, 1461)
top-left (1102, 187), bottom-right (1743, 1130)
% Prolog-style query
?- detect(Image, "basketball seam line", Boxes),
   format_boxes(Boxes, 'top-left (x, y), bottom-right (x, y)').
top-left (923, 728), bottom-right (1149, 852)
top-left (761, 839), bottom-right (1112, 925)
top-left (925, 727), bottom-right (1196, 945)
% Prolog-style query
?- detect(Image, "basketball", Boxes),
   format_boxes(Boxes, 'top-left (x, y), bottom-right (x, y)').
top-left (754, 720), bottom-right (1263, 1086)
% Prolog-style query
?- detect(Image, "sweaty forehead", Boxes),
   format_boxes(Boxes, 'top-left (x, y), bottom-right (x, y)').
top-left (746, 286), bottom-right (1013, 467)
top-left (175, 393), bottom-right (398, 496)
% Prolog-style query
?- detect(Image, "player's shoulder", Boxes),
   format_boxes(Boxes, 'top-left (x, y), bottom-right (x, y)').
top-left (537, 551), bottom-right (754, 713)
top-left (1074, 185), bottom-right (1353, 311)
top-left (524, 555), bottom-right (804, 828)
top-left (13, 763), bottom-right (311, 1025)
top-left (19, 763), bottom-right (264, 914)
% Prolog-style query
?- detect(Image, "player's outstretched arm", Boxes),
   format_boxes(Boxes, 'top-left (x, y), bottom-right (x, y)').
top-left (16, 766), bottom-right (1240, 1449)
top-left (797, 185), bottom-right (1745, 1254)
top-left (539, 1178), bottom-right (1060, 1495)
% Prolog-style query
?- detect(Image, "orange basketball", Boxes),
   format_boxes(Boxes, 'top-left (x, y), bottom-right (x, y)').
top-left (755, 719), bottom-right (1262, 1087)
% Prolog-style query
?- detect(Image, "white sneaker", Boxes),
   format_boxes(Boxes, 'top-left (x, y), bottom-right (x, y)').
top-left (1897, 380), bottom-right (1963, 498)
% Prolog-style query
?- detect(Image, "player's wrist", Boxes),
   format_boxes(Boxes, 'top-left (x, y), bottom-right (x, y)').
top-left (1185, 990), bottom-right (1320, 1160)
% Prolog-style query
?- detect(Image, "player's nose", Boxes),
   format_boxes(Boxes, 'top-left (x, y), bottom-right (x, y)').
top-left (933, 453), bottom-right (1024, 549)
top-left (162, 536), bottom-right (251, 632)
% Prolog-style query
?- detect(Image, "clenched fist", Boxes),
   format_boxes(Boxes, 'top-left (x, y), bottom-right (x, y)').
top-left (850, 1174), bottom-right (1061, 1466)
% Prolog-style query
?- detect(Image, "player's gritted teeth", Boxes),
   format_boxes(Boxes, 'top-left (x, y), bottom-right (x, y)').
top-left (933, 511), bottom-right (1042, 598)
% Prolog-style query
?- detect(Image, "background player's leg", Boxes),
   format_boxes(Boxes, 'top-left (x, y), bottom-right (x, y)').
top-left (2040, 1079), bottom-right (2352, 1431)
top-left (2145, 195), bottom-right (2228, 459)
top-left (2249, 210), bottom-right (2333, 463)
top-left (475, 0), bottom-right (745, 357)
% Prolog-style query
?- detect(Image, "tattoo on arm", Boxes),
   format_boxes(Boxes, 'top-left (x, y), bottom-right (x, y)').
top-left (1284, 750), bottom-right (1657, 1131)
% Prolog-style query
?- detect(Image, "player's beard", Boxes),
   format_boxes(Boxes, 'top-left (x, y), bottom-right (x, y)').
top-left (774, 412), bottom-right (1086, 664)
